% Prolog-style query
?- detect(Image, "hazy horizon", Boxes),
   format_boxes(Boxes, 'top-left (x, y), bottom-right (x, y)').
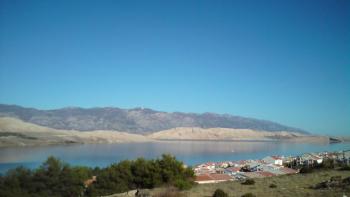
top-left (0, 0), bottom-right (349, 135)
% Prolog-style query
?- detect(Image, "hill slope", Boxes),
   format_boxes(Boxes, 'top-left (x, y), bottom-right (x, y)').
top-left (0, 117), bottom-right (151, 147)
top-left (148, 127), bottom-right (304, 141)
top-left (0, 104), bottom-right (307, 134)
top-left (0, 117), bottom-right (326, 147)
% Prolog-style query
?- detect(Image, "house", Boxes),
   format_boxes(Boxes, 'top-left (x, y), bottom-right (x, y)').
top-left (194, 163), bottom-right (216, 175)
top-left (300, 153), bottom-right (323, 166)
top-left (224, 167), bottom-right (241, 175)
top-left (248, 163), bottom-right (263, 172)
top-left (263, 156), bottom-right (283, 166)
top-left (313, 155), bottom-right (323, 164)
top-left (217, 162), bottom-right (229, 168)
top-left (215, 168), bottom-right (225, 174)
top-left (260, 164), bottom-right (280, 171)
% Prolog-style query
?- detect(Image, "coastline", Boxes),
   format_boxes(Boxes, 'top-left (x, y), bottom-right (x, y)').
top-left (0, 135), bottom-right (334, 148)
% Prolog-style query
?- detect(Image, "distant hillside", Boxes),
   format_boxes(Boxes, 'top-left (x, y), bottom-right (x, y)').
top-left (0, 117), bottom-right (152, 147)
top-left (0, 104), bottom-right (308, 134)
top-left (0, 117), bottom-right (325, 147)
top-left (148, 127), bottom-right (305, 140)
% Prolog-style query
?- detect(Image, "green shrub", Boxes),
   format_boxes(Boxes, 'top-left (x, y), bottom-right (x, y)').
top-left (174, 179), bottom-right (192, 190)
top-left (342, 176), bottom-right (350, 185)
top-left (339, 165), bottom-right (350, 171)
top-left (330, 176), bottom-right (342, 182)
top-left (299, 167), bottom-right (313, 174)
top-left (241, 179), bottom-right (255, 185)
top-left (269, 183), bottom-right (277, 188)
top-left (241, 193), bottom-right (256, 197)
top-left (212, 188), bottom-right (228, 197)
top-left (0, 154), bottom-right (195, 197)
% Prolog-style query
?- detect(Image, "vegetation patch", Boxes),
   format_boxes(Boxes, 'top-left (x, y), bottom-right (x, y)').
top-left (339, 165), bottom-right (350, 171)
top-left (0, 154), bottom-right (194, 197)
top-left (299, 167), bottom-right (313, 174)
top-left (241, 179), bottom-right (255, 185)
top-left (212, 189), bottom-right (228, 197)
top-left (269, 183), bottom-right (277, 188)
top-left (310, 176), bottom-right (350, 190)
top-left (181, 169), bottom-right (350, 197)
top-left (241, 192), bottom-right (256, 197)
top-left (0, 132), bottom-right (37, 140)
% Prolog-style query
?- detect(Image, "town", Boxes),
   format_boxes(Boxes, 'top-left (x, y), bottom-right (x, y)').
top-left (194, 150), bottom-right (350, 184)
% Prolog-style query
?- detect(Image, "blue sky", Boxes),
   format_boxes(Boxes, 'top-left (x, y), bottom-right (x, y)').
top-left (0, 0), bottom-right (349, 135)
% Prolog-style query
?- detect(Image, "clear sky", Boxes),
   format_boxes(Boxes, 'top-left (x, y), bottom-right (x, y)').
top-left (0, 0), bottom-right (349, 135)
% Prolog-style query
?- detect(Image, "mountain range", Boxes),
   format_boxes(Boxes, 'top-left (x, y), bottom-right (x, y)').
top-left (0, 104), bottom-right (307, 134)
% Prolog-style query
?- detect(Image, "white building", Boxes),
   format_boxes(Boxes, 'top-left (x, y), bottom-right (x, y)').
top-left (263, 156), bottom-right (283, 166)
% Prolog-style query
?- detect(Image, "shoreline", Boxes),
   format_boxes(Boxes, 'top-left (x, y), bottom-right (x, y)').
top-left (0, 136), bottom-right (337, 148)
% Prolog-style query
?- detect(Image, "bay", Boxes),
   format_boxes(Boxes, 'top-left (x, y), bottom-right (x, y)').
top-left (0, 141), bottom-right (349, 174)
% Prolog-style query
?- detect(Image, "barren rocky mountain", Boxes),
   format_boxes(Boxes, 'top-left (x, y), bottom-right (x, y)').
top-left (0, 104), bottom-right (308, 134)
top-left (0, 117), bottom-right (152, 147)
top-left (148, 127), bottom-right (305, 140)
top-left (0, 117), bottom-right (327, 147)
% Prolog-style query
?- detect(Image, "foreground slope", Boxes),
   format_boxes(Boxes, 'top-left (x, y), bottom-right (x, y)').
top-left (179, 170), bottom-right (350, 197)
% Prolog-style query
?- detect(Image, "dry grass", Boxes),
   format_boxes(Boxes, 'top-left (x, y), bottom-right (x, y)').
top-left (153, 170), bottom-right (350, 197)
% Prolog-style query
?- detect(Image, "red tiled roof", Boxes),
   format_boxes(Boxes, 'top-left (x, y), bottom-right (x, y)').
top-left (195, 174), bottom-right (213, 182)
top-left (270, 156), bottom-right (282, 160)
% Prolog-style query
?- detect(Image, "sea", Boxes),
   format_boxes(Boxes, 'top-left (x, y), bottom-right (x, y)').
top-left (0, 141), bottom-right (349, 174)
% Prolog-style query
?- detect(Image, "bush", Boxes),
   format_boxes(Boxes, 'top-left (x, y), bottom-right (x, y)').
top-left (212, 189), bottom-right (228, 197)
top-left (241, 179), bottom-right (255, 185)
top-left (241, 193), bottom-right (256, 197)
top-left (0, 154), bottom-right (195, 197)
top-left (174, 179), bottom-right (192, 190)
top-left (269, 183), bottom-right (277, 188)
top-left (299, 167), bottom-right (313, 174)
top-left (321, 158), bottom-right (335, 169)
top-left (342, 176), bottom-right (350, 185)
top-left (339, 165), bottom-right (350, 171)
top-left (330, 176), bottom-right (342, 182)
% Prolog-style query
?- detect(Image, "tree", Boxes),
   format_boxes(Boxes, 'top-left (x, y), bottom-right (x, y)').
top-left (0, 167), bottom-right (33, 197)
top-left (132, 158), bottom-right (162, 188)
top-left (0, 155), bottom-right (195, 197)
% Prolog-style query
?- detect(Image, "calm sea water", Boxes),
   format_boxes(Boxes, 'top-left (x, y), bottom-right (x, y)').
top-left (0, 141), bottom-right (349, 174)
